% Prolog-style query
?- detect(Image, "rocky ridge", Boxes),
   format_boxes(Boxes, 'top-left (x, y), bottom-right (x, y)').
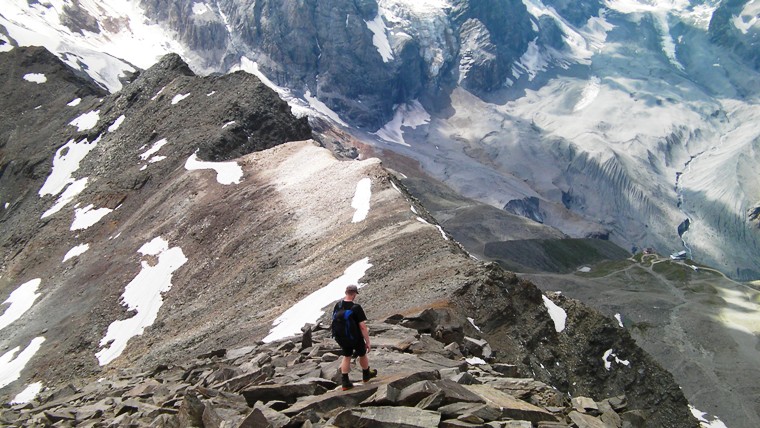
top-left (1, 314), bottom-right (662, 427)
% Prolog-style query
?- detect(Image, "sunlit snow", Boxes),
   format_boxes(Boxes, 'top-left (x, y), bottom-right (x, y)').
top-left (366, 13), bottom-right (394, 62)
top-left (10, 382), bottom-right (43, 404)
top-left (615, 313), bottom-right (624, 328)
top-left (467, 317), bottom-right (482, 332)
top-left (63, 243), bottom-right (90, 262)
top-left (602, 349), bottom-right (630, 370)
top-left (96, 237), bottom-right (187, 365)
top-left (436, 225), bottom-right (449, 240)
top-left (466, 356), bottom-right (486, 365)
top-left (0, 337), bottom-right (45, 389)
top-left (108, 114), bottom-right (126, 132)
top-left (39, 136), bottom-right (99, 217)
top-left (69, 110), bottom-right (100, 132)
top-left (351, 178), bottom-right (372, 223)
top-left (22, 73), bottom-right (46, 84)
top-left (690, 405), bottom-right (729, 428)
top-left (374, 100), bottom-right (430, 145)
top-left (67, 98), bottom-right (81, 107)
top-left (139, 138), bottom-right (169, 161)
top-left (192, 2), bottom-right (210, 15)
top-left (304, 90), bottom-right (349, 127)
top-left (171, 93), bottom-right (190, 105)
top-left (184, 152), bottom-right (243, 185)
top-left (222, 120), bottom-right (236, 129)
top-left (71, 204), bottom-right (113, 231)
top-left (263, 257), bottom-right (373, 343)
top-left (542, 295), bottom-right (567, 332)
top-left (0, 279), bottom-right (41, 331)
top-left (573, 76), bottom-right (601, 112)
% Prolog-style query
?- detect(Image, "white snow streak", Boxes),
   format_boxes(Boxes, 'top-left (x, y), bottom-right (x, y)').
top-left (263, 258), bottom-right (373, 343)
top-left (542, 295), bottom-right (567, 332)
top-left (67, 98), bottom-right (81, 107)
top-left (304, 90), bottom-right (349, 127)
top-left (467, 317), bottom-right (482, 332)
top-left (10, 382), bottom-right (43, 404)
top-left (573, 76), bottom-right (601, 112)
top-left (39, 138), bottom-right (98, 197)
top-left (0, 337), bottom-right (45, 389)
top-left (171, 93), bottom-right (190, 105)
top-left (192, 2), bottom-right (210, 15)
top-left (108, 115), bottom-right (126, 132)
top-left (96, 237), bottom-right (187, 365)
top-left (69, 110), bottom-right (100, 132)
top-left (351, 178), bottom-right (372, 223)
top-left (374, 100), bottom-right (430, 146)
top-left (689, 405), bottom-right (729, 428)
top-left (63, 243), bottom-right (90, 262)
top-left (41, 177), bottom-right (88, 219)
top-left (0, 279), bottom-right (41, 331)
top-left (23, 73), bottom-right (46, 84)
top-left (71, 204), bottom-right (113, 231)
top-left (184, 153), bottom-right (243, 185)
top-left (466, 356), bottom-right (487, 365)
top-left (365, 13), bottom-right (394, 62)
top-left (615, 313), bottom-right (624, 328)
top-left (139, 138), bottom-right (169, 161)
top-left (602, 349), bottom-right (630, 370)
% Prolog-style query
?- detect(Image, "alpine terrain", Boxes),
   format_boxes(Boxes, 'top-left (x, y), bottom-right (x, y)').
top-left (1, 0), bottom-right (759, 427)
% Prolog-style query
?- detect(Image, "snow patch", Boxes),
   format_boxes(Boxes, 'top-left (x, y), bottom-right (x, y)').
top-left (139, 138), bottom-right (169, 162)
top-left (466, 356), bottom-right (486, 365)
top-left (67, 98), bottom-right (81, 107)
top-left (689, 405), bottom-right (728, 428)
top-left (263, 258), bottom-right (373, 343)
top-left (577, 266), bottom-right (592, 273)
top-left (366, 13), bottom-right (394, 62)
top-left (63, 243), bottom-right (90, 262)
top-left (351, 178), bottom-right (372, 223)
top-left (304, 90), bottom-right (349, 127)
top-left (23, 73), bottom-right (46, 84)
top-left (41, 177), bottom-right (88, 219)
top-left (602, 349), bottom-right (630, 370)
top-left (0, 337), bottom-right (45, 389)
top-left (69, 110), bottom-right (100, 132)
top-left (184, 152), bottom-right (243, 185)
top-left (0, 279), bottom-right (41, 331)
top-left (222, 121), bottom-right (236, 129)
top-left (71, 204), bottom-right (113, 231)
top-left (39, 136), bottom-right (99, 217)
top-left (467, 317), bottom-right (482, 332)
top-left (10, 382), bottom-right (43, 404)
top-left (436, 225), bottom-right (449, 240)
top-left (171, 93), bottom-right (190, 105)
top-left (96, 237), bottom-right (187, 365)
top-left (542, 295), bottom-right (567, 332)
top-left (573, 77), bottom-right (601, 112)
top-left (108, 114), bottom-right (126, 132)
top-left (192, 2), bottom-right (210, 15)
top-left (374, 100), bottom-right (430, 145)
top-left (615, 313), bottom-right (624, 328)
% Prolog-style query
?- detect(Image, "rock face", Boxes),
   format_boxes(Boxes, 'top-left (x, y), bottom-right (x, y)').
top-left (709, 0), bottom-right (760, 71)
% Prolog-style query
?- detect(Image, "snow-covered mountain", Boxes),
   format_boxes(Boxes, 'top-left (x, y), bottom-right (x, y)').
top-left (4, 0), bottom-right (757, 281)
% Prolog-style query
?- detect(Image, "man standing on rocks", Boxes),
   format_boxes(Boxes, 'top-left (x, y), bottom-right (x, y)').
top-left (332, 284), bottom-right (377, 390)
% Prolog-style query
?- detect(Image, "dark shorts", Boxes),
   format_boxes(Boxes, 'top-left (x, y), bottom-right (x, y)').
top-left (339, 339), bottom-right (367, 358)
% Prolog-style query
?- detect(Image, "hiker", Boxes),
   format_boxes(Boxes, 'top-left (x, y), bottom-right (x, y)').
top-left (332, 284), bottom-right (377, 390)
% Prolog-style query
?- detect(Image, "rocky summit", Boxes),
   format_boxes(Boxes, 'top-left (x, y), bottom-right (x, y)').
top-left (0, 45), bottom-right (698, 427)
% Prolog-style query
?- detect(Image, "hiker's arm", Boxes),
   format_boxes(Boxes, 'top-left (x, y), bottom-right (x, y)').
top-left (359, 321), bottom-right (370, 350)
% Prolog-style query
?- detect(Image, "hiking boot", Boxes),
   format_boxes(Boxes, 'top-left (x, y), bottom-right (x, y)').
top-left (362, 368), bottom-right (378, 383)
top-left (341, 374), bottom-right (353, 391)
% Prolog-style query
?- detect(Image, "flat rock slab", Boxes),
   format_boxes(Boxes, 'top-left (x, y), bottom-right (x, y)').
top-left (241, 382), bottom-right (325, 406)
top-left (283, 384), bottom-right (378, 417)
top-left (334, 405), bottom-right (442, 428)
top-left (464, 385), bottom-right (558, 423)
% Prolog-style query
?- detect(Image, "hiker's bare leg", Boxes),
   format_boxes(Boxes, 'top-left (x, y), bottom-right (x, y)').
top-left (358, 355), bottom-right (369, 370)
top-left (340, 356), bottom-right (351, 374)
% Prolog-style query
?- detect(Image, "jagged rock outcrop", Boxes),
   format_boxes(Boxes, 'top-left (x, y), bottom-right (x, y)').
top-left (709, 0), bottom-right (760, 71)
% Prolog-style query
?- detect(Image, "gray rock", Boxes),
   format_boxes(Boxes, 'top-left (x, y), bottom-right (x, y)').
top-left (238, 408), bottom-right (269, 428)
top-left (283, 385), bottom-right (378, 417)
top-left (620, 410), bottom-right (647, 428)
top-left (463, 337), bottom-right (492, 359)
top-left (440, 419), bottom-right (484, 428)
top-left (361, 384), bottom-right (402, 406)
top-left (253, 402), bottom-right (290, 428)
top-left (397, 380), bottom-right (439, 406)
top-left (601, 409), bottom-right (622, 428)
top-left (177, 391), bottom-right (205, 428)
top-left (451, 372), bottom-right (481, 385)
top-left (334, 406), bottom-right (442, 428)
top-left (463, 385), bottom-right (558, 423)
top-left (241, 382), bottom-right (326, 407)
top-left (568, 411), bottom-right (607, 428)
top-left (572, 396), bottom-right (599, 414)
top-left (491, 363), bottom-right (519, 377)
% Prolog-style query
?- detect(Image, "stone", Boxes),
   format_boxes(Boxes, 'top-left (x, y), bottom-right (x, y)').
top-left (238, 408), bottom-right (269, 428)
top-left (491, 363), bottom-right (519, 377)
top-left (464, 385), bottom-right (558, 423)
top-left (361, 383), bottom-right (401, 406)
top-left (212, 369), bottom-right (268, 392)
top-left (397, 380), bottom-right (439, 406)
top-left (608, 396), bottom-right (627, 412)
top-left (44, 409), bottom-right (75, 423)
top-left (321, 352), bottom-right (340, 362)
top-left (416, 390), bottom-right (445, 410)
top-left (601, 409), bottom-right (622, 428)
top-left (177, 391), bottom-right (205, 427)
top-left (620, 410), bottom-right (647, 428)
top-left (572, 396), bottom-right (599, 414)
top-left (458, 413), bottom-right (485, 424)
top-left (568, 411), bottom-right (607, 428)
top-left (151, 414), bottom-right (180, 428)
top-left (197, 349), bottom-right (226, 359)
top-left (253, 402), bottom-right (291, 428)
top-left (451, 372), bottom-right (480, 385)
top-left (443, 342), bottom-right (464, 358)
top-left (333, 406), bottom-right (441, 428)
top-left (227, 345), bottom-right (258, 360)
top-left (463, 337), bottom-right (492, 358)
top-left (301, 325), bottom-right (314, 350)
top-left (439, 367), bottom-right (462, 379)
top-left (283, 384), bottom-right (378, 417)
top-left (241, 382), bottom-right (326, 406)
top-left (440, 420), bottom-right (484, 428)
top-left (201, 402), bottom-right (224, 428)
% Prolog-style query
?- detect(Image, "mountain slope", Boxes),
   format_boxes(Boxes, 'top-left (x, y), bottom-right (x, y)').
top-left (0, 47), bottom-right (698, 426)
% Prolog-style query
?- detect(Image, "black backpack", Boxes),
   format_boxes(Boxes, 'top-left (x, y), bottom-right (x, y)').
top-left (331, 300), bottom-right (360, 343)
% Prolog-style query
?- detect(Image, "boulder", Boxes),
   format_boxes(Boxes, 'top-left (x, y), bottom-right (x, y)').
top-left (282, 384), bottom-right (378, 417)
top-left (568, 411), bottom-right (607, 428)
top-left (333, 406), bottom-right (442, 428)
top-left (241, 382), bottom-right (326, 406)
top-left (572, 396), bottom-right (599, 414)
top-left (464, 385), bottom-right (558, 423)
